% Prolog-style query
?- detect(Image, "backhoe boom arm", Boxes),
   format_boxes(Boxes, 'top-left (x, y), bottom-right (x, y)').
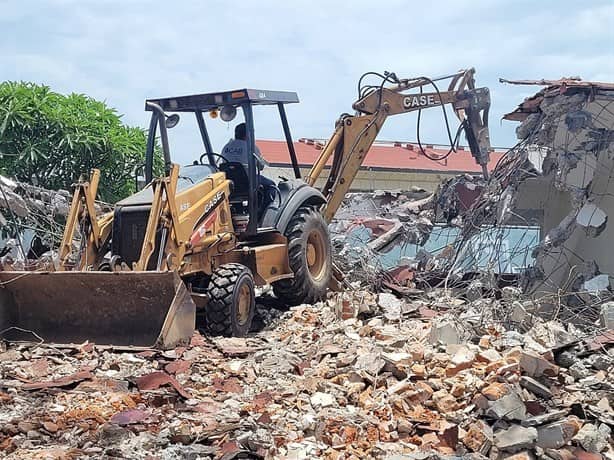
top-left (308, 68), bottom-right (491, 222)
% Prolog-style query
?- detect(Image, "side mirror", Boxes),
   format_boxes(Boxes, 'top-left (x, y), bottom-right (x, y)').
top-left (165, 113), bottom-right (180, 129)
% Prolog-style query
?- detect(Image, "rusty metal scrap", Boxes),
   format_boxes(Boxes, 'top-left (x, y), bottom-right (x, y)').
top-left (501, 77), bottom-right (614, 122)
top-left (135, 371), bottom-right (192, 399)
top-left (21, 368), bottom-right (95, 391)
top-left (500, 76), bottom-right (614, 89)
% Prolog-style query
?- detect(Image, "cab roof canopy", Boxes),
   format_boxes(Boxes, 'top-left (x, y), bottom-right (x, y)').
top-left (146, 89), bottom-right (299, 112)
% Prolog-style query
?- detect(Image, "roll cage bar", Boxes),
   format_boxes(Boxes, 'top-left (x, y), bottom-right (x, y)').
top-left (143, 89), bottom-right (300, 236)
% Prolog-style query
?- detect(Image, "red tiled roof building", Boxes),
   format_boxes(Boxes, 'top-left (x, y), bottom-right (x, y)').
top-left (257, 139), bottom-right (505, 191)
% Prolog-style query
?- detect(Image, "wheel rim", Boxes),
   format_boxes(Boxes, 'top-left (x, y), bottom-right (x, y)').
top-left (306, 229), bottom-right (327, 281)
top-left (236, 282), bottom-right (252, 326)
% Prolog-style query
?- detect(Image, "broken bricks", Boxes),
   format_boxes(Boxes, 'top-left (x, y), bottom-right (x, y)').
top-left (519, 350), bottom-right (559, 378)
top-left (0, 294), bottom-right (612, 458)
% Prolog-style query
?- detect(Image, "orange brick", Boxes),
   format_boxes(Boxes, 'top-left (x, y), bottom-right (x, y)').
top-left (481, 382), bottom-right (509, 401)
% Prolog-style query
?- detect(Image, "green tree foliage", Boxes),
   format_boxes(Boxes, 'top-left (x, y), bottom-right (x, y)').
top-left (0, 81), bottom-right (149, 202)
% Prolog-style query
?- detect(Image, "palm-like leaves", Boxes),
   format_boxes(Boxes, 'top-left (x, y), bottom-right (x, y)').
top-left (0, 82), bottom-right (154, 202)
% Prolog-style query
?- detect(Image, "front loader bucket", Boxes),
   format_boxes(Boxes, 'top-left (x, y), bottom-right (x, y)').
top-left (0, 271), bottom-right (195, 349)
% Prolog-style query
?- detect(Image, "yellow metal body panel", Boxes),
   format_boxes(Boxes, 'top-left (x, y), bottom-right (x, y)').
top-left (216, 233), bottom-right (292, 285)
top-left (58, 165), bottom-right (289, 285)
top-left (308, 68), bottom-right (491, 223)
top-left (132, 165), bottom-right (236, 275)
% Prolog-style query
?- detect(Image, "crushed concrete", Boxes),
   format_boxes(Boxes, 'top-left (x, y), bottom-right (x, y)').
top-left (0, 290), bottom-right (612, 459)
top-left (1, 78), bottom-right (614, 460)
top-left (494, 425), bottom-right (537, 452)
top-left (0, 174), bottom-right (110, 270)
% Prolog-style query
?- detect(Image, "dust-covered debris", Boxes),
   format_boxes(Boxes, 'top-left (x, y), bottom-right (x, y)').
top-left (0, 174), bottom-right (111, 271)
top-left (0, 290), bottom-right (611, 459)
top-left (1, 77), bottom-right (613, 459)
top-left (330, 189), bottom-right (435, 290)
top-left (418, 78), bottom-right (614, 334)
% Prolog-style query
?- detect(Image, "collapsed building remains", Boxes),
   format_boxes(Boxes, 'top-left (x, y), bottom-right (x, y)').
top-left (503, 79), bottom-right (614, 314)
top-left (0, 176), bottom-right (71, 269)
top-left (430, 79), bottom-right (614, 330)
top-left (0, 175), bottom-right (115, 272)
top-left (337, 78), bottom-right (614, 332)
top-left (0, 77), bottom-right (612, 459)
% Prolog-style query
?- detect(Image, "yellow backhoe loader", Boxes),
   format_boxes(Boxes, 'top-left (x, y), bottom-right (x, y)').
top-left (0, 68), bottom-right (491, 348)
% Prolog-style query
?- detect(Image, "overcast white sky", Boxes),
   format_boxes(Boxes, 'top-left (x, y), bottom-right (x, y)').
top-left (2, 0), bottom-right (613, 165)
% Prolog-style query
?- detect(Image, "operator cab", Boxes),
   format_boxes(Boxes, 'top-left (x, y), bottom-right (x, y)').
top-left (143, 89), bottom-right (303, 237)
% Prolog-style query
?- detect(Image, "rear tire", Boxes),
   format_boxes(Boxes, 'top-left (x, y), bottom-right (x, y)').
top-left (206, 263), bottom-right (255, 337)
top-left (273, 206), bottom-right (332, 305)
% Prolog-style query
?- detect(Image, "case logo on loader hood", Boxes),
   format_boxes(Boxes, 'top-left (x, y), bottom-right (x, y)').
top-left (203, 191), bottom-right (224, 216)
top-left (189, 191), bottom-right (225, 247)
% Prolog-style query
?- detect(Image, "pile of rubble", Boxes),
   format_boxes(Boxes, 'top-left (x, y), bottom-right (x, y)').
top-left (443, 79), bottom-right (614, 317)
top-left (0, 175), bottom-right (71, 235)
top-left (1, 289), bottom-right (611, 459)
top-left (0, 174), bottom-right (115, 270)
top-left (0, 175), bottom-right (71, 267)
top-left (330, 189), bottom-right (437, 291)
top-left (332, 190), bottom-right (434, 251)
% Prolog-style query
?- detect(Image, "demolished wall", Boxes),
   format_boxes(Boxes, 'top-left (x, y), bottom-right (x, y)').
top-left (504, 80), bottom-right (614, 311)
top-left (439, 79), bottom-right (614, 328)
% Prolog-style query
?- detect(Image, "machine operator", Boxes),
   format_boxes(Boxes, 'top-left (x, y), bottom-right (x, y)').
top-left (222, 123), bottom-right (276, 209)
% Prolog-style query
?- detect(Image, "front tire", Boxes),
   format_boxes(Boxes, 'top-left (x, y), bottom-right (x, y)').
top-left (273, 206), bottom-right (332, 305)
top-left (206, 263), bottom-right (255, 336)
